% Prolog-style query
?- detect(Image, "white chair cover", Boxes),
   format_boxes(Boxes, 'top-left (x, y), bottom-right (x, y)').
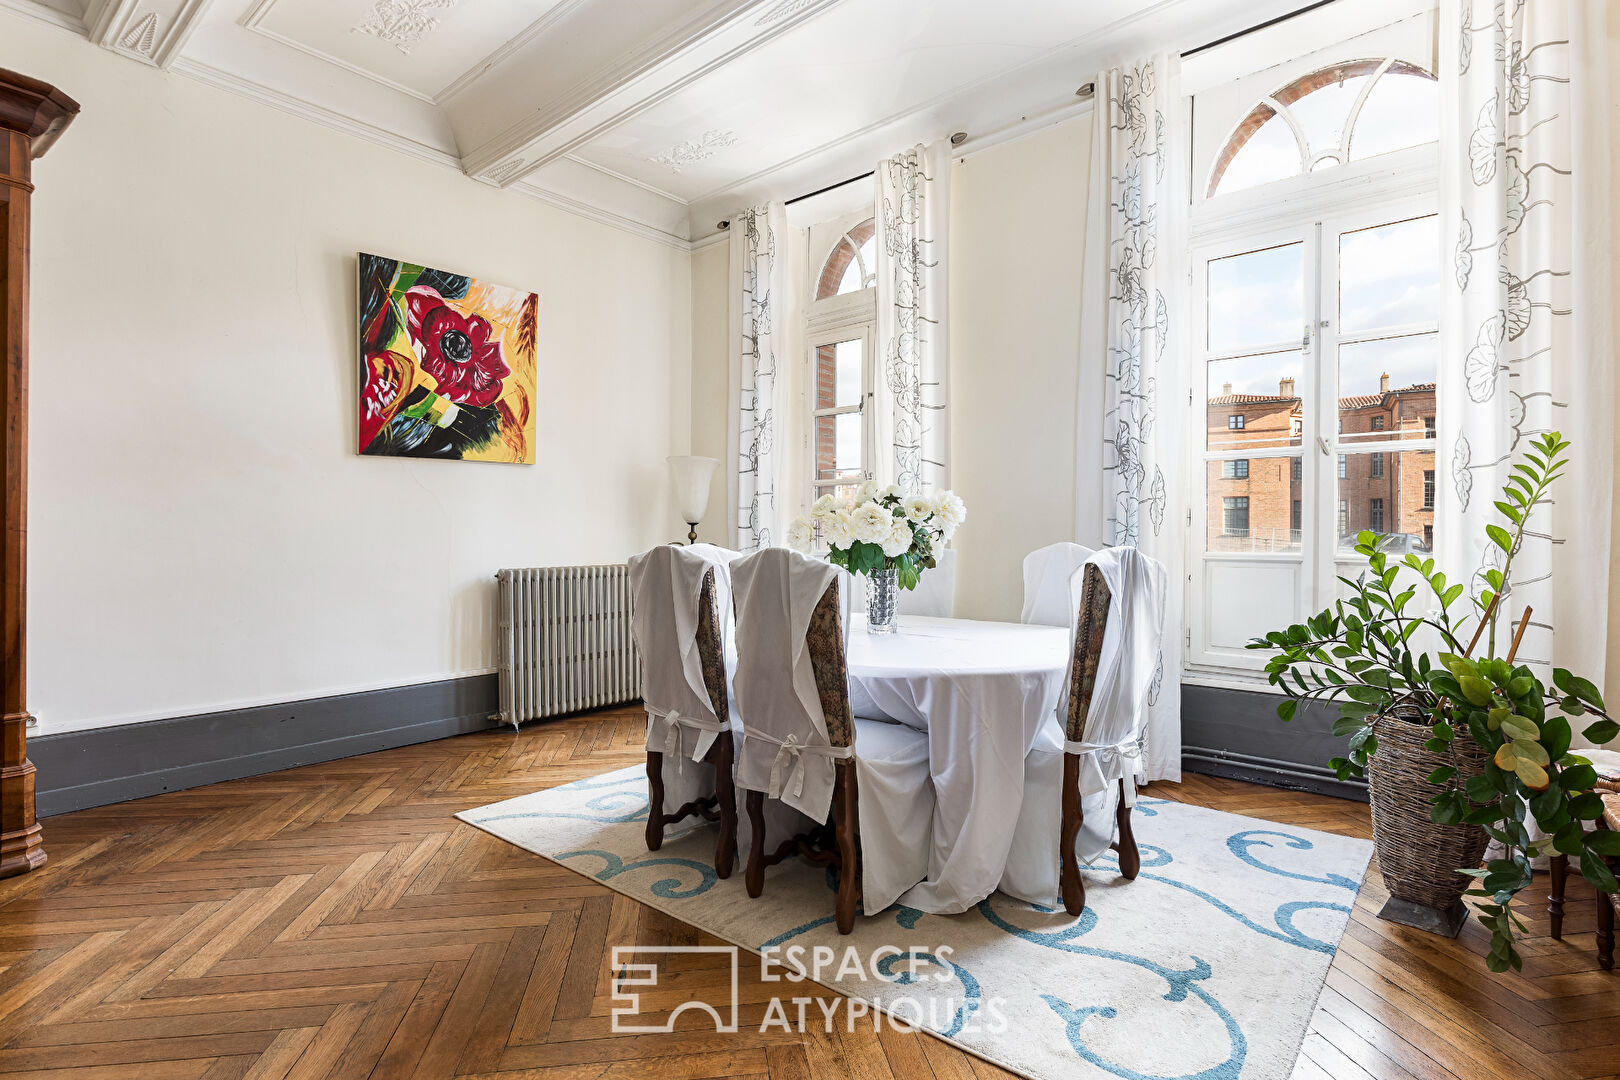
top-left (1020, 542), bottom-right (1096, 627)
top-left (730, 548), bottom-right (852, 823)
top-left (898, 548), bottom-right (956, 618)
top-left (627, 544), bottom-right (738, 813)
top-left (1001, 545), bottom-right (1167, 903)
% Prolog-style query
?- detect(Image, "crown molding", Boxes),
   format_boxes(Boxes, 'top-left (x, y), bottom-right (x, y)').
top-left (86, 0), bottom-right (216, 69)
top-left (0, 0), bottom-right (85, 32)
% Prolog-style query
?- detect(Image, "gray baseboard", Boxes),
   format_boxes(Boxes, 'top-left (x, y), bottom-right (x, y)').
top-left (30, 674), bottom-right (503, 818)
top-left (1180, 683), bottom-right (1369, 802)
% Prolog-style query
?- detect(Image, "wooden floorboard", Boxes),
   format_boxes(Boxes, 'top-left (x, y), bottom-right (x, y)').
top-left (0, 705), bottom-right (1612, 1078)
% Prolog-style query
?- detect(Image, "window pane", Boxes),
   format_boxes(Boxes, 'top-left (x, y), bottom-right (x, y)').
top-left (838, 247), bottom-right (864, 294)
top-left (1214, 107), bottom-right (1303, 194)
top-left (815, 338), bottom-right (863, 410)
top-left (1208, 243), bottom-right (1304, 352)
top-left (1335, 448), bottom-right (1437, 552)
top-left (858, 233), bottom-right (876, 288)
top-left (1207, 350), bottom-right (1303, 450)
top-left (1338, 334), bottom-right (1437, 443)
top-left (1339, 216), bottom-right (1439, 332)
top-left (814, 413), bottom-right (863, 480)
top-left (1350, 70), bottom-right (1438, 162)
top-left (1290, 74), bottom-right (1371, 161)
top-left (1205, 457), bottom-right (1303, 552)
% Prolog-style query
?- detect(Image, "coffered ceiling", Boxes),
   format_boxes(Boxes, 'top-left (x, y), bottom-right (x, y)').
top-left (0, 0), bottom-right (1308, 247)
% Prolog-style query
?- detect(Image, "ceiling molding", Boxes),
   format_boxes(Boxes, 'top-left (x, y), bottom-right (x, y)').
top-left (460, 0), bottom-right (844, 185)
top-left (0, 0), bottom-right (86, 33)
top-left (562, 153), bottom-right (687, 206)
top-left (351, 0), bottom-right (458, 56)
top-left (86, 0), bottom-right (215, 69)
top-left (238, 0), bottom-right (438, 106)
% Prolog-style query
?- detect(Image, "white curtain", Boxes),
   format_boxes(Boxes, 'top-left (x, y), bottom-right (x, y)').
top-left (1439, 0), bottom-right (1611, 695)
top-left (875, 141), bottom-right (951, 494)
top-left (1081, 55), bottom-right (1188, 783)
top-left (727, 203), bottom-right (790, 550)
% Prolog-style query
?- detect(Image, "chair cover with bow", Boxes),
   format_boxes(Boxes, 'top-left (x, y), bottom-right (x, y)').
top-left (1001, 545), bottom-right (1166, 905)
top-left (1020, 542), bottom-right (1097, 627)
top-left (730, 547), bottom-right (851, 822)
top-left (627, 544), bottom-right (738, 813)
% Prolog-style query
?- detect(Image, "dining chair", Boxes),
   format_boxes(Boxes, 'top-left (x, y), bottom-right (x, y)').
top-left (730, 547), bottom-right (934, 934)
top-left (626, 544), bottom-right (738, 879)
top-left (1021, 542), bottom-right (1097, 627)
top-left (899, 548), bottom-right (956, 618)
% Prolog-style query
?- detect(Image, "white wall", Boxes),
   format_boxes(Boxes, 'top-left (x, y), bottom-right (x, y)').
top-left (948, 118), bottom-right (1093, 621)
top-left (5, 12), bottom-right (693, 733)
top-left (690, 238), bottom-right (730, 538)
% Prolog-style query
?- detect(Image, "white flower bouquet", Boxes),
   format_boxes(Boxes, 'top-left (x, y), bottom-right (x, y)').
top-left (786, 482), bottom-right (965, 590)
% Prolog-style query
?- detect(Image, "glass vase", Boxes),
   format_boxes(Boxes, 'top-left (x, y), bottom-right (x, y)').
top-left (866, 567), bottom-right (900, 635)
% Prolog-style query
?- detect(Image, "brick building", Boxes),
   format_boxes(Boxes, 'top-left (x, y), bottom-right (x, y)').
top-left (1207, 375), bottom-right (1435, 553)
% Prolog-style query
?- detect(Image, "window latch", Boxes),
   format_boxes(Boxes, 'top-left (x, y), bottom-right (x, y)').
top-left (1316, 436), bottom-right (1330, 456)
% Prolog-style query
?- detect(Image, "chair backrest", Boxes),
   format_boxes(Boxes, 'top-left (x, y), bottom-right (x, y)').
top-left (805, 577), bottom-right (853, 748)
top-left (627, 544), bottom-right (732, 726)
top-left (1022, 542), bottom-right (1097, 627)
top-left (730, 547), bottom-right (843, 754)
top-left (1066, 563), bottom-right (1112, 743)
top-left (898, 548), bottom-right (956, 618)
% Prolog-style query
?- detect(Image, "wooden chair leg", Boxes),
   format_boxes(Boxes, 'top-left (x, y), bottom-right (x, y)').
top-left (745, 790), bottom-right (766, 899)
top-left (1115, 778), bottom-right (1140, 881)
top-left (1060, 754), bottom-right (1084, 917)
top-left (712, 737), bottom-right (737, 880)
top-left (834, 764), bottom-right (859, 935)
top-left (1598, 880), bottom-right (1614, 973)
top-left (645, 751), bottom-right (665, 852)
top-left (1549, 852), bottom-right (1567, 940)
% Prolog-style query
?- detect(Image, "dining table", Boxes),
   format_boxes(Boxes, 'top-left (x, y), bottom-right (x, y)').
top-left (845, 612), bottom-right (1071, 914)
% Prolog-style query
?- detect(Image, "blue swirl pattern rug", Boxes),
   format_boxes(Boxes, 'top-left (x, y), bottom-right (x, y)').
top-left (459, 766), bottom-right (1372, 1080)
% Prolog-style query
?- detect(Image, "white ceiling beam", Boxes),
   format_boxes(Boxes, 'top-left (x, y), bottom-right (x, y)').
top-left (458, 0), bottom-right (845, 189)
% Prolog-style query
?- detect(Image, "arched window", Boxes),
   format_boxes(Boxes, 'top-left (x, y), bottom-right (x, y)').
top-left (1208, 58), bottom-right (1437, 197)
top-left (815, 218), bottom-right (877, 300)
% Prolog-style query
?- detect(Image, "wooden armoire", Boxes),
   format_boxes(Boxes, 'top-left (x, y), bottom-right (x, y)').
top-left (0, 69), bottom-right (77, 878)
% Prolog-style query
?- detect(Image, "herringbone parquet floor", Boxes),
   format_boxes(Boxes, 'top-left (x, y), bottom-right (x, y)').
top-left (1, 705), bottom-right (1615, 1079)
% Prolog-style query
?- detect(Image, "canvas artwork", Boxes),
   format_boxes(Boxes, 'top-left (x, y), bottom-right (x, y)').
top-left (358, 253), bottom-right (538, 463)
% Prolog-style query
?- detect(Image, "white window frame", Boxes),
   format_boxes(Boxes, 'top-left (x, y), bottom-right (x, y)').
top-left (1186, 158), bottom-right (1437, 687)
top-left (805, 292), bottom-right (876, 504)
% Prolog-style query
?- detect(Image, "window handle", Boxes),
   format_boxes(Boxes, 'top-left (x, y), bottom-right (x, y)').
top-left (1316, 436), bottom-right (1330, 456)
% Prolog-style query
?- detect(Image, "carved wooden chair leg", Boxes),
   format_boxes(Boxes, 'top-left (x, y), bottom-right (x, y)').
top-left (1548, 852), bottom-right (1567, 940)
top-left (712, 737), bottom-right (737, 880)
top-left (745, 790), bottom-right (767, 899)
top-left (1115, 778), bottom-right (1141, 881)
top-left (1060, 754), bottom-right (1085, 917)
top-left (645, 751), bottom-right (666, 852)
top-left (834, 763), bottom-right (860, 935)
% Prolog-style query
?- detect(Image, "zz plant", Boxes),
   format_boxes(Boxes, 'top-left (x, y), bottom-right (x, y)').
top-left (1250, 432), bottom-right (1620, 972)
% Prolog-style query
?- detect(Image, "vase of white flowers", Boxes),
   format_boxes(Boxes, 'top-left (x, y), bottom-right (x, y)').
top-left (786, 482), bottom-right (966, 635)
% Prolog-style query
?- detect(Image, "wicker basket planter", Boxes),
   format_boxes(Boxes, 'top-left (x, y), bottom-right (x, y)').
top-left (1366, 707), bottom-right (1491, 936)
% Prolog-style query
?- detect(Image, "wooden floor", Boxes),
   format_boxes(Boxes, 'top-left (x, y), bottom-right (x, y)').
top-left (0, 705), bottom-right (1614, 1080)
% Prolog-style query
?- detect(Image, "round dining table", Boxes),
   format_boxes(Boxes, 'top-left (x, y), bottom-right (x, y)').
top-left (844, 613), bottom-right (1071, 913)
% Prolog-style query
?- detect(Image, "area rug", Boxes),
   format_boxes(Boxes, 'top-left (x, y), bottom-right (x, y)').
top-left (459, 766), bottom-right (1372, 1080)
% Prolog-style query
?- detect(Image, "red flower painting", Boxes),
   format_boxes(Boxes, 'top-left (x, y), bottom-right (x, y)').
top-left (404, 286), bottom-right (512, 408)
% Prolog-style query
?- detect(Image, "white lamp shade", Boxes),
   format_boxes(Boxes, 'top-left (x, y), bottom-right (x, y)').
top-left (667, 456), bottom-right (719, 524)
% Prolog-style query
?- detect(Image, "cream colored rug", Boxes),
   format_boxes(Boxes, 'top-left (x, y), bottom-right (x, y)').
top-left (460, 765), bottom-right (1372, 1080)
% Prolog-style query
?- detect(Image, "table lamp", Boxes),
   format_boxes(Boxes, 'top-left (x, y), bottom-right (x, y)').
top-left (667, 456), bottom-right (719, 544)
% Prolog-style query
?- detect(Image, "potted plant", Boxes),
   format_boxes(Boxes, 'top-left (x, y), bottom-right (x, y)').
top-left (786, 482), bottom-right (965, 634)
top-left (1250, 432), bottom-right (1620, 971)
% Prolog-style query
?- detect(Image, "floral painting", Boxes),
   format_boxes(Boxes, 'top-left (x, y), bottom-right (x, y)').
top-left (358, 253), bottom-right (537, 463)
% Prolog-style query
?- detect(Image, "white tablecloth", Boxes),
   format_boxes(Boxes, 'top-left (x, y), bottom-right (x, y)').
top-left (847, 614), bottom-right (1070, 913)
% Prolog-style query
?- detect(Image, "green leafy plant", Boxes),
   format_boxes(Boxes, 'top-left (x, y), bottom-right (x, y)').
top-left (1249, 432), bottom-right (1619, 972)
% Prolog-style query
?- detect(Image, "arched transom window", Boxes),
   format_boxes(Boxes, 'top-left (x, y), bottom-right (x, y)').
top-left (816, 218), bottom-right (877, 299)
top-left (1209, 58), bottom-right (1437, 197)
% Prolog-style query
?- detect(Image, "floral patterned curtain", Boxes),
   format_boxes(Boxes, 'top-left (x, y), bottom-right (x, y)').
top-left (874, 141), bottom-right (951, 494)
top-left (727, 203), bottom-right (789, 550)
top-left (1082, 54), bottom-right (1187, 783)
top-left (1439, 0), bottom-right (1611, 694)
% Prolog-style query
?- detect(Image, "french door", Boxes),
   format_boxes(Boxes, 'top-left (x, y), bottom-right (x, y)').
top-left (1189, 200), bottom-right (1439, 676)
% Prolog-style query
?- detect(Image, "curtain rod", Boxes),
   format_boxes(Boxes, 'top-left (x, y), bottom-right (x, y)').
top-left (785, 169), bottom-right (874, 207)
top-left (1181, 0), bottom-right (1340, 57)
